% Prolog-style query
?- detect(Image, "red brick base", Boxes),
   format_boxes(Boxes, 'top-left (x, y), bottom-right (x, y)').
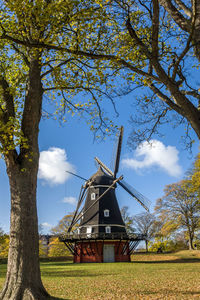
top-left (74, 241), bottom-right (130, 263)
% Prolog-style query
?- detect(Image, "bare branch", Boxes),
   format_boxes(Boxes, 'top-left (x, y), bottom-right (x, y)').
top-left (41, 59), bottom-right (73, 78)
top-left (152, 0), bottom-right (160, 60)
top-left (172, 24), bottom-right (194, 80)
top-left (11, 44), bottom-right (30, 66)
top-left (174, 0), bottom-right (192, 17)
top-left (125, 17), bottom-right (152, 59)
top-left (181, 90), bottom-right (200, 100)
top-left (159, 0), bottom-right (191, 32)
top-left (149, 83), bottom-right (184, 115)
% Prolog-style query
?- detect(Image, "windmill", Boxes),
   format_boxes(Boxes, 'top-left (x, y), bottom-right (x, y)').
top-left (60, 126), bottom-right (150, 263)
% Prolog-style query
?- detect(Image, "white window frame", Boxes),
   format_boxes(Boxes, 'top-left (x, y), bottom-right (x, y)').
top-left (86, 226), bottom-right (92, 234)
top-left (86, 226), bottom-right (92, 237)
top-left (105, 226), bottom-right (111, 234)
top-left (104, 209), bottom-right (110, 217)
top-left (91, 192), bottom-right (96, 200)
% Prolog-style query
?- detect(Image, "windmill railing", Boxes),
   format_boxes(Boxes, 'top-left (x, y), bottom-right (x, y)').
top-left (59, 232), bottom-right (147, 242)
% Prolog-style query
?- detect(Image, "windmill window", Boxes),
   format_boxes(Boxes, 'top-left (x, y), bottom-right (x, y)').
top-left (104, 209), bottom-right (110, 217)
top-left (87, 227), bottom-right (92, 234)
top-left (91, 192), bottom-right (96, 200)
top-left (86, 226), bottom-right (93, 237)
top-left (105, 226), bottom-right (111, 234)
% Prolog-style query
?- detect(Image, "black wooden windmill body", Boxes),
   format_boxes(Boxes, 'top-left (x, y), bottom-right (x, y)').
top-left (61, 127), bottom-right (149, 263)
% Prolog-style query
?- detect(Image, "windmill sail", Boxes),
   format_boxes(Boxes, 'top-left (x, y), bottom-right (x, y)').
top-left (113, 126), bottom-right (124, 178)
top-left (67, 185), bottom-right (87, 232)
top-left (118, 180), bottom-right (150, 211)
top-left (95, 157), bottom-right (114, 177)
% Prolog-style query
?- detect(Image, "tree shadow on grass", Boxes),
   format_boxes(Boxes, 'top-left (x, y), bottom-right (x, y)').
top-left (132, 258), bottom-right (200, 264)
top-left (42, 269), bottom-right (112, 278)
top-left (50, 296), bottom-right (69, 300)
top-left (41, 262), bottom-right (73, 267)
top-left (140, 290), bottom-right (200, 297)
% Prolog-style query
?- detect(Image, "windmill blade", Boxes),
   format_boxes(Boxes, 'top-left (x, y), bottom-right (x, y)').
top-left (118, 180), bottom-right (150, 211)
top-left (67, 185), bottom-right (87, 232)
top-left (66, 170), bottom-right (88, 182)
top-left (113, 126), bottom-right (124, 178)
top-left (94, 157), bottom-right (114, 177)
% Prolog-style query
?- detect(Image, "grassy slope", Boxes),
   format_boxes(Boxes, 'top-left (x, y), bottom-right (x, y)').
top-left (0, 251), bottom-right (200, 299)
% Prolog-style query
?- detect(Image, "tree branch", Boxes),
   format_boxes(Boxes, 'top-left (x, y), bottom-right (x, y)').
top-left (181, 90), bottom-right (200, 100)
top-left (0, 76), bottom-right (15, 119)
top-left (174, 0), bottom-right (192, 17)
top-left (1, 31), bottom-right (161, 82)
top-left (172, 22), bottom-right (194, 80)
top-left (11, 44), bottom-right (30, 67)
top-left (125, 17), bottom-right (152, 59)
top-left (152, 0), bottom-right (160, 60)
top-left (41, 59), bottom-right (73, 78)
top-left (159, 0), bottom-right (191, 32)
top-left (149, 83), bottom-right (184, 115)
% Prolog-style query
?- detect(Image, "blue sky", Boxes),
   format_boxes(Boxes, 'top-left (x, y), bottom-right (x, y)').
top-left (0, 91), bottom-right (199, 234)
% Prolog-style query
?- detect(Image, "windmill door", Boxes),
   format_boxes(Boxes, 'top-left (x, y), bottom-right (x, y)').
top-left (103, 244), bottom-right (115, 262)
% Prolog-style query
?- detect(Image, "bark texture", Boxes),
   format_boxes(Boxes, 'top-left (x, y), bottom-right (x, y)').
top-left (0, 59), bottom-right (49, 300)
top-left (0, 164), bottom-right (49, 300)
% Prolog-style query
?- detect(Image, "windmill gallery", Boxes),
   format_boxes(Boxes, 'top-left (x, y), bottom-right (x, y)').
top-left (60, 127), bottom-right (150, 263)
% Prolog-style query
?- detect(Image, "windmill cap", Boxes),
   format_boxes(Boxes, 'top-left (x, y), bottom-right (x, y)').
top-left (89, 166), bottom-right (114, 186)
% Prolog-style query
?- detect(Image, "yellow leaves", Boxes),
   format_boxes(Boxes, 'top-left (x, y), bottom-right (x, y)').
top-left (190, 153), bottom-right (200, 192)
top-left (0, 235), bottom-right (9, 258)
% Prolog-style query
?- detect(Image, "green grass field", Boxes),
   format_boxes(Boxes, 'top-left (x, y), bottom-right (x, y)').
top-left (1, 251), bottom-right (200, 299)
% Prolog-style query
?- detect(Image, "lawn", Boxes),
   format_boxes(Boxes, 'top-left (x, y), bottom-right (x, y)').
top-left (1, 251), bottom-right (200, 299)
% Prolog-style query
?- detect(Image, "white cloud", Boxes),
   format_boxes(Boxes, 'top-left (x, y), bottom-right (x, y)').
top-left (38, 147), bottom-right (75, 185)
top-left (122, 140), bottom-right (182, 177)
top-left (41, 222), bottom-right (52, 228)
top-left (62, 196), bottom-right (77, 205)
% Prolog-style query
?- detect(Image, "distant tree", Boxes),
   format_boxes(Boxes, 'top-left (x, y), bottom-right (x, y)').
top-left (155, 180), bottom-right (200, 250)
top-left (0, 227), bottom-right (4, 236)
top-left (0, 235), bottom-right (9, 258)
top-left (190, 154), bottom-right (200, 193)
top-left (149, 231), bottom-right (188, 253)
top-left (38, 224), bottom-right (44, 236)
top-left (48, 237), bottom-right (71, 257)
top-left (120, 206), bottom-right (135, 234)
top-left (51, 214), bottom-right (76, 235)
top-left (39, 240), bottom-right (48, 258)
top-left (133, 213), bottom-right (155, 252)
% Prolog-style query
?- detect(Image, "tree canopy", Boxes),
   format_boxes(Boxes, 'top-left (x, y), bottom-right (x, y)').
top-left (120, 206), bottom-right (135, 233)
top-left (58, 0), bottom-right (200, 147)
top-left (1, 0), bottom-right (200, 151)
top-left (0, 0), bottom-right (116, 158)
top-left (133, 212), bottom-right (155, 251)
top-left (155, 179), bottom-right (200, 250)
top-left (51, 214), bottom-right (76, 235)
top-left (190, 153), bottom-right (200, 192)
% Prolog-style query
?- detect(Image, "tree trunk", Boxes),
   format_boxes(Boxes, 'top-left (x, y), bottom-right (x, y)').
top-left (0, 58), bottom-right (50, 300)
top-left (0, 161), bottom-right (49, 300)
top-left (145, 240), bottom-right (148, 252)
top-left (188, 232), bottom-right (194, 250)
top-left (193, 1), bottom-right (200, 62)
